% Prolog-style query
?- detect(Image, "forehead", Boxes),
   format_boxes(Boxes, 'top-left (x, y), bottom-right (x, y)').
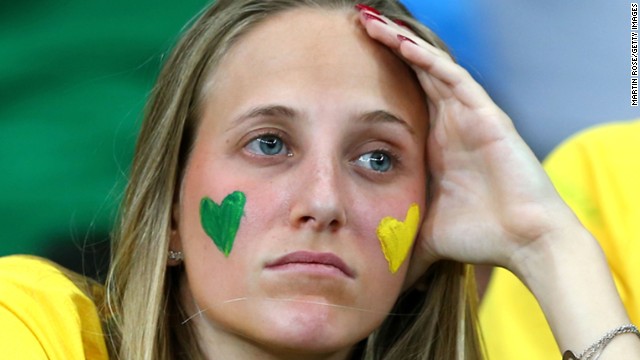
top-left (203, 7), bottom-right (427, 134)
top-left (219, 8), bottom-right (392, 74)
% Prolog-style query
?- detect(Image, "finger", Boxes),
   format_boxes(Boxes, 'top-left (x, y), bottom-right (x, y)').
top-left (356, 9), bottom-right (448, 59)
top-left (355, 9), bottom-right (463, 104)
top-left (400, 41), bottom-right (493, 109)
top-left (356, 9), bottom-right (494, 109)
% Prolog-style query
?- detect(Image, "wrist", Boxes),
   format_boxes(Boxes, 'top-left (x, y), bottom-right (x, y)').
top-left (506, 223), bottom-right (633, 354)
top-left (507, 221), bottom-right (597, 292)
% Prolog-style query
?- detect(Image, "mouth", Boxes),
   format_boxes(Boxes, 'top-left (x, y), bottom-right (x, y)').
top-left (265, 251), bottom-right (356, 278)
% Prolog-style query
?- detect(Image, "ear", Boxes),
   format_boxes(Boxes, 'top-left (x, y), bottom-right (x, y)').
top-left (167, 204), bottom-right (184, 266)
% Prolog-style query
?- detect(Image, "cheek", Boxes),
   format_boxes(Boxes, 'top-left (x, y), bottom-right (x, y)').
top-left (179, 188), bottom-right (273, 308)
top-left (179, 159), bottom-right (286, 271)
top-left (177, 158), bottom-right (253, 296)
top-left (351, 182), bottom-right (426, 270)
top-left (348, 211), bottom-right (409, 314)
top-left (349, 199), bottom-right (423, 313)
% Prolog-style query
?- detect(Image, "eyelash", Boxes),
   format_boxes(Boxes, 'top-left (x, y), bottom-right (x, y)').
top-left (243, 130), bottom-right (292, 158)
top-left (242, 130), bottom-right (402, 175)
top-left (353, 148), bottom-right (402, 175)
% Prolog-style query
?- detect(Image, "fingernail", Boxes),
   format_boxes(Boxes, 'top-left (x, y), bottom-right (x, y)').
top-left (363, 12), bottom-right (387, 24)
top-left (393, 19), bottom-right (410, 29)
top-left (397, 34), bottom-right (417, 45)
top-left (355, 4), bottom-right (382, 15)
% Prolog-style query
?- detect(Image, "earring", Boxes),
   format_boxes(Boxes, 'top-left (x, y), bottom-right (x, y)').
top-left (168, 250), bottom-right (184, 262)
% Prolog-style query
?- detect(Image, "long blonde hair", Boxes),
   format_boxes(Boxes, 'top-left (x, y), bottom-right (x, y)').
top-left (105, 0), bottom-right (483, 359)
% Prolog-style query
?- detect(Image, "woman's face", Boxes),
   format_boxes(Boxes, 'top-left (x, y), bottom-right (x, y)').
top-left (175, 7), bottom-right (428, 358)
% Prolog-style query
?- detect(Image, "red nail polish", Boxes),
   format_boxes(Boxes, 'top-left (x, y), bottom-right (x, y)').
top-left (355, 4), bottom-right (381, 15)
top-left (363, 12), bottom-right (387, 25)
top-left (393, 19), bottom-right (410, 29)
top-left (397, 34), bottom-right (417, 45)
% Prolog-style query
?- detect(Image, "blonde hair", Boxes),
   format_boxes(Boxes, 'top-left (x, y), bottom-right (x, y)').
top-left (105, 0), bottom-right (484, 359)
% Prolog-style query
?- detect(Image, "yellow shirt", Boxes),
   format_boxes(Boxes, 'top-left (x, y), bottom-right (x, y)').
top-left (0, 255), bottom-right (108, 359)
top-left (480, 120), bottom-right (640, 359)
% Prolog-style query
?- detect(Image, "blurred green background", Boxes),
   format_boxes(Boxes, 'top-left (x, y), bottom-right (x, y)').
top-left (1, 1), bottom-right (470, 279)
top-left (0, 0), bottom-right (210, 277)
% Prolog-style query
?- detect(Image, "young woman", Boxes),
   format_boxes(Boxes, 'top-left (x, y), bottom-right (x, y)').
top-left (107, 1), bottom-right (478, 358)
top-left (1, 1), bottom-right (638, 359)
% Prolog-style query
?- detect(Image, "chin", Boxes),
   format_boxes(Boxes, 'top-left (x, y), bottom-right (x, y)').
top-left (248, 298), bottom-right (374, 356)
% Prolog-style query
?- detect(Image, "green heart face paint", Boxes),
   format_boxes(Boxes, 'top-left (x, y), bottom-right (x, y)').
top-left (200, 191), bottom-right (246, 257)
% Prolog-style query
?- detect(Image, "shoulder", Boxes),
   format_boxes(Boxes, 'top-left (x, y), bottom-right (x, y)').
top-left (543, 119), bottom-right (640, 229)
top-left (543, 119), bottom-right (640, 239)
top-left (0, 255), bottom-right (109, 360)
top-left (544, 119), bottom-right (640, 172)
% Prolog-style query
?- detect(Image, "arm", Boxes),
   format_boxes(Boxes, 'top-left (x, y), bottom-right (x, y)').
top-left (480, 120), bottom-right (640, 359)
top-left (356, 8), bottom-right (640, 358)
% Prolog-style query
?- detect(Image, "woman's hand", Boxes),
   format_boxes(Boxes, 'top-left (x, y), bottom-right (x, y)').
top-left (356, 10), bottom-right (576, 286)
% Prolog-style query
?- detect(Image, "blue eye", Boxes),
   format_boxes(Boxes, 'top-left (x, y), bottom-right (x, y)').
top-left (246, 134), bottom-right (288, 156)
top-left (357, 151), bottom-right (393, 172)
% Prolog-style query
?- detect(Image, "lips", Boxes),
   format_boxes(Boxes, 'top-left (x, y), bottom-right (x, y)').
top-left (265, 251), bottom-right (355, 278)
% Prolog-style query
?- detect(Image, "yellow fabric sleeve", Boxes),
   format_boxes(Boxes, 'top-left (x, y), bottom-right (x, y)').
top-left (0, 255), bottom-right (108, 360)
top-left (480, 119), bottom-right (640, 359)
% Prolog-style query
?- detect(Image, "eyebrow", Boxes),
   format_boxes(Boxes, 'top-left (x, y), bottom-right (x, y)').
top-left (359, 110), bottom-right (416, 136)
top-left (226, 104), bottom-right (415, 135)
top-left (226, 105), bottom-right (298, 132)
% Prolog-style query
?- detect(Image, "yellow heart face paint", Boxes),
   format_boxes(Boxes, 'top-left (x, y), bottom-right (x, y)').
top-left (376, 203), bottom-right (420, 274)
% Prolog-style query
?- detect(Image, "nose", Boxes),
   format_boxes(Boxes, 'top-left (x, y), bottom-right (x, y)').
top-left (288, 156), bottom-right (347, 232)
